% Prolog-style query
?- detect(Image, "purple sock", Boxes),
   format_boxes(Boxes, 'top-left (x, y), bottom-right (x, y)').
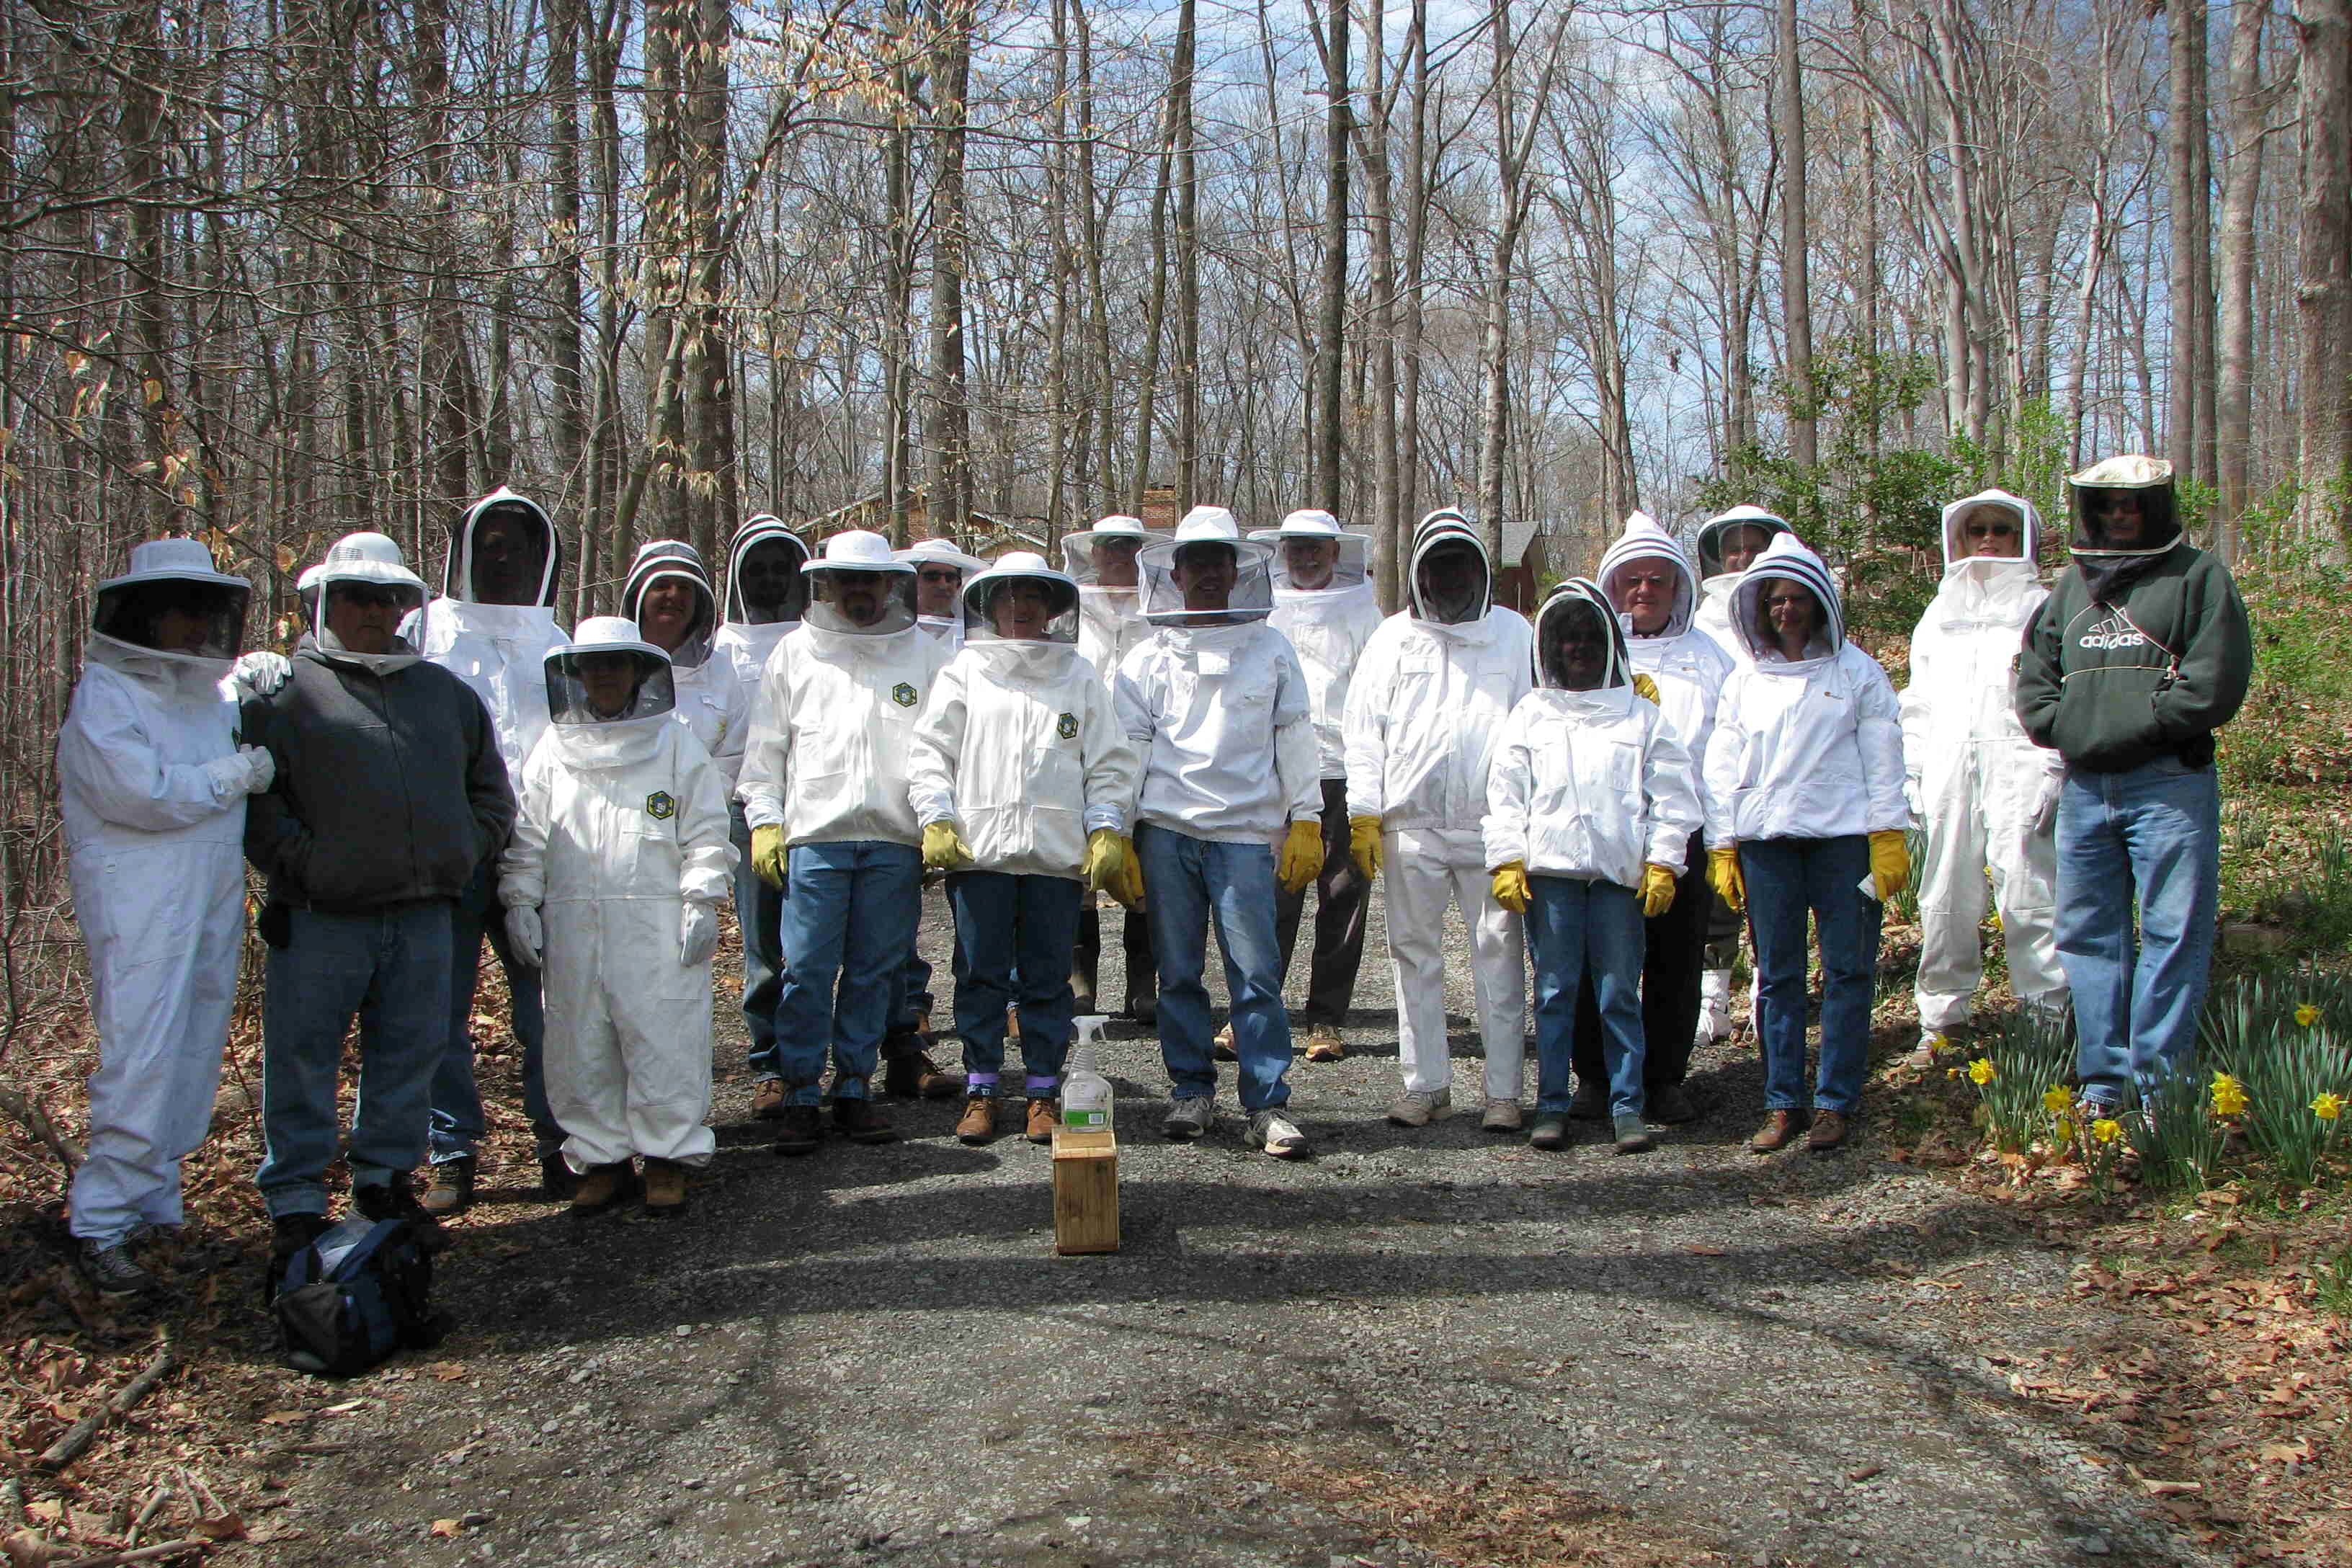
top-left (1025, 1074), bottom-right (1060, 1098)
top-left (967, 1072), bottom-right (999, 1097)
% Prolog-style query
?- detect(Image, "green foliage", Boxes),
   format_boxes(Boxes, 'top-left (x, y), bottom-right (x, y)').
top-left (1964, 1010), bottom-right (2075, 1154)
top-left (2199, 968), bottom-right (2352, 1188)
top-left (2316, 1244), bottom-right (2352, 1319)
top-left (2128, 1067), bottom-right (2228, 1194)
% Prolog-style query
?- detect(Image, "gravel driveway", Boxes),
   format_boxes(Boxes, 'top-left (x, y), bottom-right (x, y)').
top-left (262, 881), bottom-right (2222, 1567)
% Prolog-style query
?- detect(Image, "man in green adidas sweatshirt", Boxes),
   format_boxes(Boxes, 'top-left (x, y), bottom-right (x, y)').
top-left (2015, 455), bottom-right (2252, 1118)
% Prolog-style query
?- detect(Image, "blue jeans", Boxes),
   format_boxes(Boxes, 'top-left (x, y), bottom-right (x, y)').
top-left (429, 857), bottom-right (558, 1162)
top-left (1136, 823), bottom-right (1292, 1113)
top-left (1742, 835), bottom-right (1881, 1115)
top-left (260, 902), bottom-right (454, 1218)
top-left (2054, 758), bottom-right (2220, 1102)
top-left (732, 803), bottom-right (788, 1082)
top-left (772, 839), bottom-right (922, 1105)
top-left (888, 949), bottom-right (935, 1036)
top-left (949, 870), bottom-right (1084, 1091)
top-left (1526, 875), bottom-right (1647, 1117)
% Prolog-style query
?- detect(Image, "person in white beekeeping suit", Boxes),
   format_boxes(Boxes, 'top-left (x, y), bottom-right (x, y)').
top-left (623, 540), bottom-right (747, 785)
top-left (409, 487), bottom-right (571, 1216)
top-left (1115, 505), bottom-right (1324, 1157)
top-left (499, 618), bottom-right (733, 1219)
top-left (1902, 490), bottom-right (2070, 1060)
top-left (1231, 508), bottom-right (1387, 1064)
top-left (1484, 579), bottom-right (1701, 1156)
top-left (58, 539), bottom-right (275, 1298)
top-left (1578, 512), bottom-right (1735, 1126)
top-left (883, 536), bottom-right (989, 1095)
top-left (1342, 509), bottom-right (1535, 1132)
top-left (710, 514), bottom-right (810, 1120)
top-left (1687, 502), bottom-right (1792, 1047)
top-left (1062, 514), bottom-right (1166, 1022)
top-left (738, 530), bottom-right (950, 1155)
top-left (907, 553), bottom-right (1141, 1146)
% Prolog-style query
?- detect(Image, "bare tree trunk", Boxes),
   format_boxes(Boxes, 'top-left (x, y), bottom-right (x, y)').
top-left (1353, 0), bottom-right (1406, 605)
top-left (2297, 0), bottom-right (2352, 543)
top-left (1776, 0), bottom-right (1816, 467)
top-left (1173, 0), bottom-right (1198, 510)
top-left (548, 0), bottom-right (589, 550)
top-left (1076, 0), bottom-right (1115, 514)
top-left (1397, 0), bottom-right (1430, 535)
top-left (2216, 0), bottom-right (2271, 557)
top-left (883, 0), bottom-right (917, 542)
top-left (1126, 15), bottom-right (1182, 517)
top-left (685, 0), bottom-right (737, 560)
top-left (2168, 0), bottom-right (2209, 480)
top-left (1317, 0), bottom-right (1349, 511)
top-left (927, 0), bottom-right (973, 541)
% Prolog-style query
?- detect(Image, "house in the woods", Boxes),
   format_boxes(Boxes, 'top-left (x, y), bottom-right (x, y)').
top-left (1491, 514), bottom-right (1555, 612)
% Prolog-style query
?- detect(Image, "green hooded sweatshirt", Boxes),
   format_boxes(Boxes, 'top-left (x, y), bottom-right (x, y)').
top-left (2014, 496), bottom-right (2251, 774)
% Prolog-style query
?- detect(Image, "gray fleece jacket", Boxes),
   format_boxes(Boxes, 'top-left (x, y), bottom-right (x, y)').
top-left (241, 638), bottom-right (515, 912)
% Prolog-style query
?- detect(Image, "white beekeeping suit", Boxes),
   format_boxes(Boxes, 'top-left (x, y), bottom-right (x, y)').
top-left (713, 515), bottom-right (810, 696)
top-left (1902, 489), bottom-right (2069, 1045)
top-left (898, 538), bottom-right (989, 657)
top-left (623, 539), bottom-right (747, 788)
top-left (409, 487), bottom-right (569, 793)
top-left (1342, 509), bottom-right (1534, 1118)
top-left (737, 532), bottom-right (952, 847)
top-left (908, 553), bottom-right (1138, 876)
top-left (58, 539), bottom-right (271, 1284)
top-left (1255, 509), bottom-right (1386, 784)
top-left (1690, 504), bottom-right (1791, 667)
top-left (1063, 515), bottom-right (1163, 691)
top-left (500, 618), bottom-right (735, 1172)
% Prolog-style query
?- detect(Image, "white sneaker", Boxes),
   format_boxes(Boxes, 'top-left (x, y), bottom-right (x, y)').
top-left (1387, 1087), bottom-right (1453, 1127)
top-left (1162, 1095), bottom-right (1217, 1140)
top-left (1247, 1110), bottom-right (1311, 1158)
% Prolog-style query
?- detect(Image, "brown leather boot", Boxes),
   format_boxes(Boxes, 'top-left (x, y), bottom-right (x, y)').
top-left (883, 1036), bottom-right (963, 1099)
top-left (569, 1159), bottom-right (638, 1216)
top-left (956, 1095), bottom-right (997, 1145)
top-left (1749, 1109), bottom-right (1807, 1153)
top-left (1807, 1109), bottom-right (1850, 1152)
top-left (642, 1158), bottom-right (689, 1216)
top-left (422, 1156), bottom-right (475, 1218)
top-left (751, 1078), bottom-right (788, 1121)
top-left (1025, 1097), bottom-right (1059, 1143)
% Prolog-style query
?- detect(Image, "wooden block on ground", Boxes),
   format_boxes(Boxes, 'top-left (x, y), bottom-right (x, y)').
top-left (1051, 1127), bottom-right (1119, 1255)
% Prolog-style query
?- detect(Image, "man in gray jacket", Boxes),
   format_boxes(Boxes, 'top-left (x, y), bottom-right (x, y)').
top-left (241, 533), bottom-right (514, 1267)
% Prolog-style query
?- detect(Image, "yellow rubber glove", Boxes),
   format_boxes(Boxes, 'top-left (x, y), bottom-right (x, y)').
top-left (1278, 819), bottom-right (1324, 894)
top-left (1082, 827), bottom-right (1127, 893)
top-left (751, 824), bottom-right (790, 889)
top-left (1708, 846), bottom-right (1745, 912)
top-left (1631, 672), bottom-right (1660, 705)
top-left (1490, 861), bottom-right (1531, 914)
top-left (1868, 829), bottom-right (1911, 902)
top-left (1348, 814), bottom-right (1384, 880)
top-left (922, 820), bottom-right (975, 873)
top-left (1107, 837), bottom-right (1146, 910)
top-left (1639, 861), bottom-right (1678, 918)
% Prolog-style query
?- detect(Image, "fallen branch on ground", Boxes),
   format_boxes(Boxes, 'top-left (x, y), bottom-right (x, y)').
top-left (37, 1328), bottom-right (177, 1473)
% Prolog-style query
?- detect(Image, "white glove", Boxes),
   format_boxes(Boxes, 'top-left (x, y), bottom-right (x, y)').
top-left (504, 904), bottom-right (544, 967)
top-left (232, 651), bottom-right (293, 695)
top-left (234, 744), bottom-right (275, 794)
top-left (2031, 772), bottom-right (2064, 837)
top-left (680, 901), bottom-right (718, 967)
top-left (203, 746), bottom-right (273, 797)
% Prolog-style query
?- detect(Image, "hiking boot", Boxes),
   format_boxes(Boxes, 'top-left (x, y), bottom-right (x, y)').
top-left (1387, 1087), bottom-right (1452, 1127)
top-left (1126, 973), bottom-right (1158, 1026)
top-left (1568, 1081), bottom-right (1608, 1121)
top-left (1247, 1109), bottom-right (1311, 1159)
top-left (1750, 1109), bottom-right (1807, 1152)
top-left (751, 1077), bottom-right (789, 1121)
top-left (641, 1158), bottom-right (689, 1217)
top-left (354, 1172), bottom-right (450, 1252)
top-left (422, 1156), bottom-right (475, 1218)
top-left (1025, 1098), bottom-right (1059, 1143)
top-left (78, 1239), bottom-right (156, 1299)
top-left (570, 1159), bottom-right (638, 1216)
top-left (956, 1094), bottom-right (997, 1146)
top-left (883, 1041), bottom-right (962, 1100)
top-left (1211, 1023), bottom-right (1237, 1061)
top-left (772, 1104), bottom-right (824, 1157)
top-left (832, 1096), bottom-right (899, 1144)
top-left (1303, 1023), bottom-right (1346, 1062)
top-left (1647, 1082), bottom-right (1698, 1125)
top-left (1528, 1113), bottom-right (1570, 1151)
top-left (538, 1151), bottom-right (577, 1202)
top-left (264, 1213), bottom-right (331, 1306)
top-left (1480, 1097), bottom-right (1523, 1133)
top-left (1162, 1095), bottom-right (1216, 1140)
top-left (1613, 1113), bottom-right (1657, 1154)
top-left (1807, 1109), bottom-right (1850, 1153)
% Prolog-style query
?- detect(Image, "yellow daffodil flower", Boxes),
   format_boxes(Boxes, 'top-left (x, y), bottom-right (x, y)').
top-left (2297, 1004), bottom-right (2321, 1028)
top-left (2210, 1072), bottom-right (2249, 1118)
top-left (2043, 1084), bottom-right (2075, 1117)
top-left (1966, 1057), bottom-right (1996, 1087)
top-left (2314, 1092), bottom-right (2344, 1123)
top-left (2091, 1118), bottom-right (2123, 1145)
